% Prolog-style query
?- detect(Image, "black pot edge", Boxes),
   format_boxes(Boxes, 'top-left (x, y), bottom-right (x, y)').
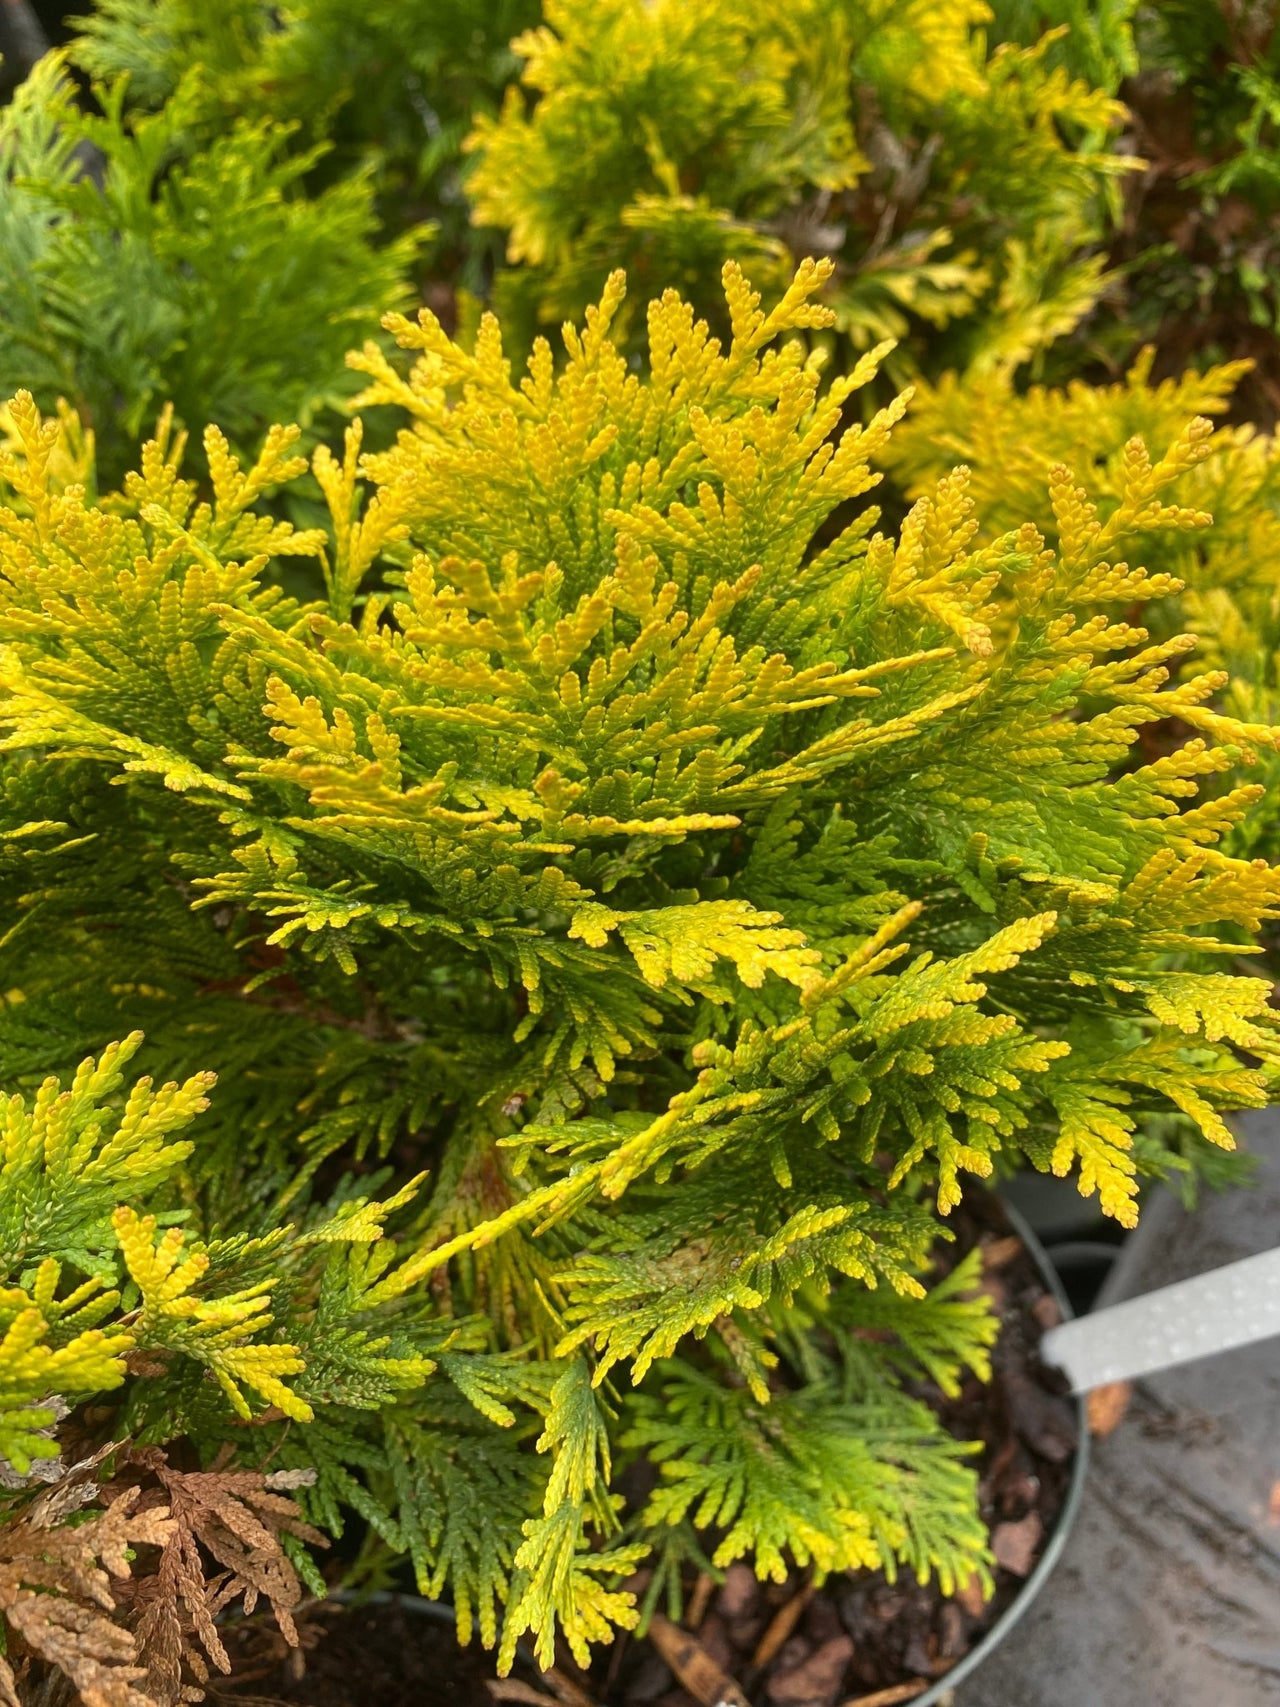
top-left (908, 1195), bottom-right (1090, 1707)
top-left (332, 1197), bottom-right (1090, 1707)
top-left (327, 1591), bottom-right (539, 1673)
top-left (333, 1590), bottom-right (456, 1623)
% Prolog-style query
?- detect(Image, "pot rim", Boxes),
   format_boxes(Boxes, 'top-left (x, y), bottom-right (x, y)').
top-left (906, 1194), bottom-right (1089, 1707)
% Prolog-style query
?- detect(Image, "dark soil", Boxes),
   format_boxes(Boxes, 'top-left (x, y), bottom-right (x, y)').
top-left (219, 1196), bottom-right (1080, 1707)
top-left (217, 1600), bottom-right (511, 1707)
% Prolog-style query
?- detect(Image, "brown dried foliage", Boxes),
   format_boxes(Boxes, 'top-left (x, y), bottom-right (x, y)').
top-left (129, 1450), bottom-right (325, 1707)
top-left (0, 1448), bottom-right (325, 1707)
top-left (0, 1482), bottom-right (171, 1707)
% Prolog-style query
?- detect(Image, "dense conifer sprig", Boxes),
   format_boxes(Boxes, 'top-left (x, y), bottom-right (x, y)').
top-left (884, 348), bottom-right (1280, 869)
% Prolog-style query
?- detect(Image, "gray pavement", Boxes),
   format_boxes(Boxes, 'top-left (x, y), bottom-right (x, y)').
top-left (956, 1109), bottom-right (1280, 1707)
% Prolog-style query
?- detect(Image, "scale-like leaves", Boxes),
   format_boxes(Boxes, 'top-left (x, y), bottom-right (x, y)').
top-left (0, 263), bottom-right (1277, 1683)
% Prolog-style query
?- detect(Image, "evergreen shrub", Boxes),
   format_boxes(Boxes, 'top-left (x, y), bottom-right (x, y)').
top-left (465, 0), bottom-right (1133, 377)
top-left (986, 2), bottom-right (1280, 421)
top-left (67, 0), bottom-right (539, 277)
top-left (1, 263), bottom-right (1277, 1702)
top-left (1105, 0), bottom-right (1280, 421)
top-left (884, 349), bottom-right (1280, 868)
top-left (0, 52), bottom-right (423, 486)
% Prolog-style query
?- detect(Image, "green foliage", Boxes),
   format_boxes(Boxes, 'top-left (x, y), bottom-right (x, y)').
top-left (0, 1032), bottom-right (299, 1474)
top-left (0, 262), bottom-right (1277, 1688)
top-left (0, 52), bottom-right (422, 485)
top-left (882, 346), bottom-right (1280, 870)
top-left (1, 2), bottom-right (1277, 1691)
top-left (465, 0), bottom-right (1133, 376)
top-left (986, 0), bottom-right (1139, 90)
top-left (626, 1364), bottom-right (991, 1592)
top-left (1087, 2), bottom-right (1280, 422)
top-left (68, 0), bottom-right (539, 276)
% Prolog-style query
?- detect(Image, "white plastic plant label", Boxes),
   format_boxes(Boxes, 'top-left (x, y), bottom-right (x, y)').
top-left (1041, 1246), bottom-right (1280, 1393)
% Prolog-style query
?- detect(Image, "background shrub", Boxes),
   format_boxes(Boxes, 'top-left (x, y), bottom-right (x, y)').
top-left (465, 0), bottom-right (1131, 377)
top-left (0, 54), bottom-right (423, 484)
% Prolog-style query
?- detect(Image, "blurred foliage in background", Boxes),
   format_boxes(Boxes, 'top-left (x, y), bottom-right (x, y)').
top-left (0, 53), bottom-right (423, 486)
top-left (992, 0), bottom-right (1280, 420)
top-left (464, 0), bottom-right (1132, 377)
top-left (0, 0), bottom-right (535, 478)
top-left (68, 0), bottom-right (538, 274)
top-left (7, 2), bottom-right (1280, 454)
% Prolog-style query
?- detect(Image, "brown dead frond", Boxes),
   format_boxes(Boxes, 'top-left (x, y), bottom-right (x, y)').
top-left (0, 1447), bottom-right (325, 1707)
top-left (0, 1483), bottom-right (173, 1707)
top-left (127, 1450), bottom-right (325, 1707)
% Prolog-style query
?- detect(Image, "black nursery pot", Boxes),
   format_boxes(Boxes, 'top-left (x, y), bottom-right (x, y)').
top-left (1042, 1239), bottom-right (1121, 1319)
top-left (908, 1200), bottom-right (1089, 1706)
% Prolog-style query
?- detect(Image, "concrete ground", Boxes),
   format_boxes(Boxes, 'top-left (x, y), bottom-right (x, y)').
top-left (955, 1109), bottom-right (1280, 1706)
